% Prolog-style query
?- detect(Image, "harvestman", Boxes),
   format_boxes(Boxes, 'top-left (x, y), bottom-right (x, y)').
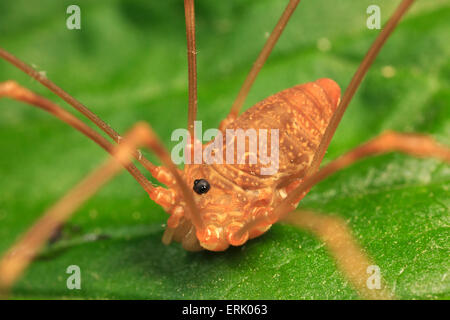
top-left (0, 0), bottom-right (448, 299)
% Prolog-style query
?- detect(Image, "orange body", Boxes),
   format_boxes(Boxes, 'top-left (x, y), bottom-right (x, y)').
top-left (158, 78), bottom-right (341, 251)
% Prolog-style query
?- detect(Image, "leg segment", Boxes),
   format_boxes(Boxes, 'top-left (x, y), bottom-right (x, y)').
top-left (285, 131), bottom-right (450, 206)
top-left (0, 48), bottom-right (157, 175)
top-left (0, 123), bottom-right (147, 294)
top-left (238, 131), bottom-right (450, 237)
top-left (221, 0), bottom-right (302, 129)
top-left (308, 0), bottom-right (415, 175)
top-left (0, 122), bottom-right (202, 295)
top-left (281, 209), bottom-right (392, 300)
top-left (0, 80), bottom-right (153, 193)
top-left (0, 80), bottom-right (180, 189)
top-left (184, 0), bottom-right (198, 138)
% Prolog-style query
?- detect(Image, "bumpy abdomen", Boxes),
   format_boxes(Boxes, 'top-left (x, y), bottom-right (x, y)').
top-left (215, 78), bottom-right (340, 187)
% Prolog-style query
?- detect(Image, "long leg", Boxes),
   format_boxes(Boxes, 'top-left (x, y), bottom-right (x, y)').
top-left (0, 80), bottom-right (152, 192)
top-left (184, 0), bottom-right (198, 138)
top-left (0, 126), bottom-right (142, 295)
top-left (237, 0), bottom-right (417, 230)
top-left (265, 0), bottom-right (417, 212)
top-left (238, 131), bottom-right (450, 234)
top-left (0, 122), bottom-right (203, 295)
top-left (0, 81), bottom-right (179, 189)
top-left (0, 48), bottom-right (157, 174)
top-left (221, 0), bottom-right (302, 128)
top-left (307, 0), bottom-right (414, 175)
top-left (249, 133), bottom-right (448, 300)
top-left (280, 209), bottom-right (392, 300)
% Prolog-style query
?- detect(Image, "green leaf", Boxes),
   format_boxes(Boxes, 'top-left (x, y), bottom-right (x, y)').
top-left (0, 0), bottom-right (448, 299)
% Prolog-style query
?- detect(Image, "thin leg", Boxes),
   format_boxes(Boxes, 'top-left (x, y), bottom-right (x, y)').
top-left (281, 209), bottom-right (392, 299)
top-left (308, 0), bottom-right (415, 175)
top-left (0, 80), bottom-right (180, 189)
top-left (0, 124), bottom-right (145, 295)
top-left (0, 48), bottom-right (157, 174)
top-left (283, 131), bottom-right (450, 208)
top-left (0, 80), bottom-right (153, 193)
top-left (0, 122), bottom-right (202, 295)
top-left (184, 0), bottom-right (198, 138)
top-left (221, 0), bottom-right (302, 129)
top-left (237, 131), bottom-right (450, 236)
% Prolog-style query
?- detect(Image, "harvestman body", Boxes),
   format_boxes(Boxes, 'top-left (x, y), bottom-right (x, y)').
top-left (0, 0), bottom-right (448, 299)
top-left (169, 79), bottom-right (341, 251)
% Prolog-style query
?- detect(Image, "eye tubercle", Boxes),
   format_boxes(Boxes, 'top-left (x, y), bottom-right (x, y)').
top-left (193, 179), bottom-right (210, 195)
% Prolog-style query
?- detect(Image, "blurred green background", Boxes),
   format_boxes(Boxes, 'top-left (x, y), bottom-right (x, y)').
top-left (0, 0), bottom-right (449, 299)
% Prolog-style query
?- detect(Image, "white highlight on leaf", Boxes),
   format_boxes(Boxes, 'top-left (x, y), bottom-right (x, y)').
top-left (381, 65), bottom-right (396, 78)
top-left (317, 37), bottom-right (332, 52)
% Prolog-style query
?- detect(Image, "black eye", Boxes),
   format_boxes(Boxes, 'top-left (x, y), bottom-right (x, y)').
top-left (193, 179), bottom-right (210, 195)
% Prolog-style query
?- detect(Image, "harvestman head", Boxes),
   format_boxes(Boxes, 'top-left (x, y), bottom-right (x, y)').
top-left (0, 0), bottom-right (448, 299)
